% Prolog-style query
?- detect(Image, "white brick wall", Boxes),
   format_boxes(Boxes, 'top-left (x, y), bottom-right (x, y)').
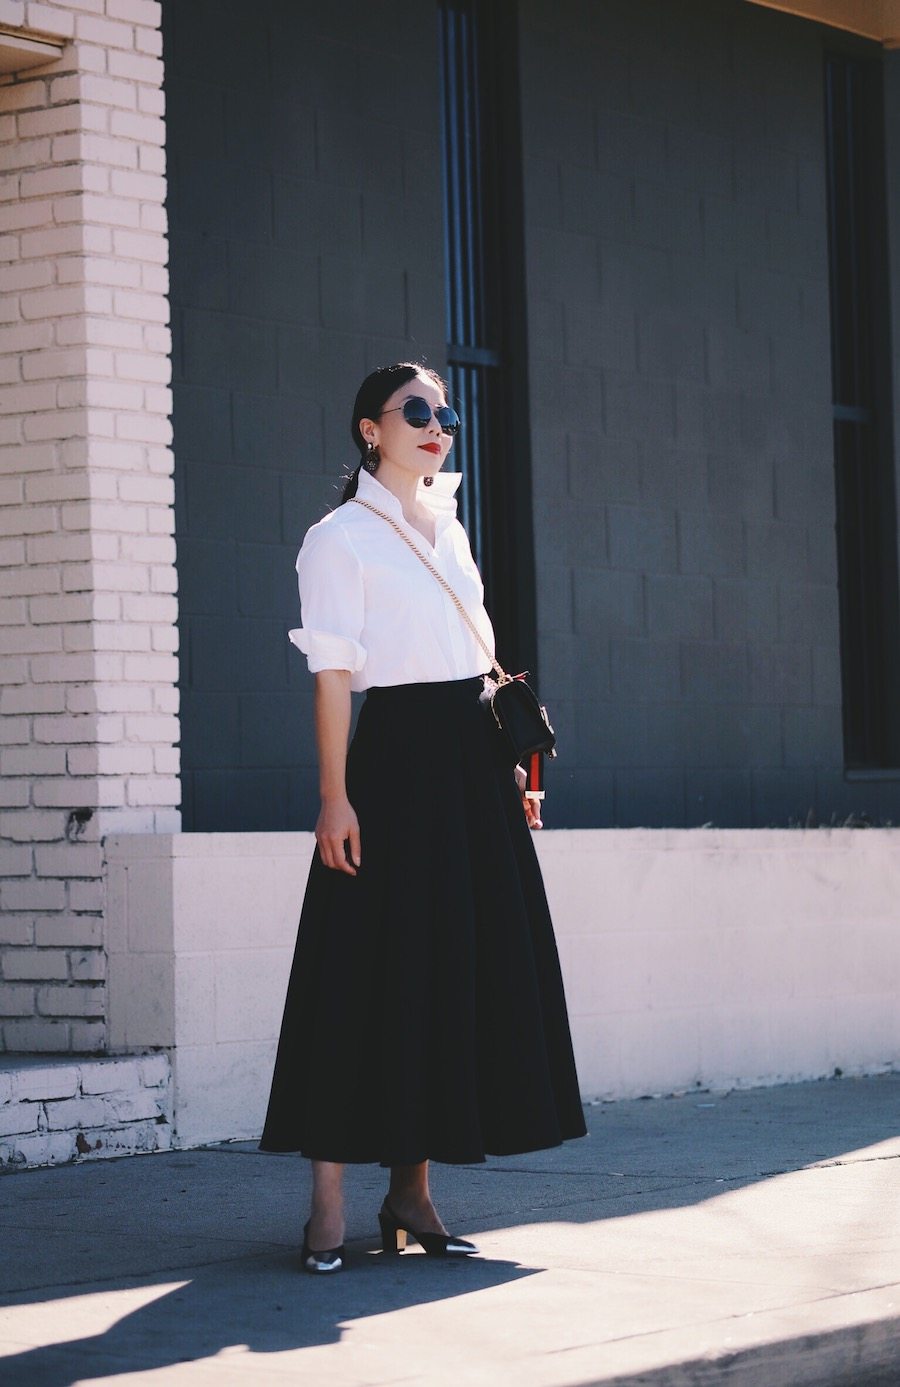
top-left (0, 0), bottom-right (177, 1054)
top-left (0, 1050), bottom-right (171, 1167)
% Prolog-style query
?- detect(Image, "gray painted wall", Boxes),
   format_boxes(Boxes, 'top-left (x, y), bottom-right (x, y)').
top-left (164, 0), bottom-right (447, 829)
top-left (167, 0), bottom-right (900, 830)
top-left (884, 49), bottom-right (900, 647)
top-left (520, 0), bottom-right (900, 827)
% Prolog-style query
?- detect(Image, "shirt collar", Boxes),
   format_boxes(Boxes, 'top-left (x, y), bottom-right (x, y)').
top-left (356, 467), bottom-right (462, 525)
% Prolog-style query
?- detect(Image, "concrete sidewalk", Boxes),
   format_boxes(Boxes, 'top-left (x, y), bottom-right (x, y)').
top-left (0, 1074), bottom-right (898, 1387)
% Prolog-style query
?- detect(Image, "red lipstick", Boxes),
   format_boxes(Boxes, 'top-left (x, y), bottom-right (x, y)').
top-left (418, 443), bottom-right (441, 455)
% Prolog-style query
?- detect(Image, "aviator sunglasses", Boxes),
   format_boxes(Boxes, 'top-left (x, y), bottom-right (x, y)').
top-left (380, 396), bottom-right (462, 436)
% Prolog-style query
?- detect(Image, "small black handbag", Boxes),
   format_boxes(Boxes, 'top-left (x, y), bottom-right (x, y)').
top-left (479, 669), bottom-right (557, 766)
top-left (350, 497), bottom-right (557, 769)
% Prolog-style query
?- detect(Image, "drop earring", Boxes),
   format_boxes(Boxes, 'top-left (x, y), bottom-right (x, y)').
top-left (363, 441), bottom-right (380, 473)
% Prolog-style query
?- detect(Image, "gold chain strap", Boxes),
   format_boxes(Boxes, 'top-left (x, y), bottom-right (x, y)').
top-left (349, 497), bottom-right (512, 685)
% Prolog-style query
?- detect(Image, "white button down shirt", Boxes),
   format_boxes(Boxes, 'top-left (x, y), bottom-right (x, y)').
top-left (288, 468), bottom-right (497, 691)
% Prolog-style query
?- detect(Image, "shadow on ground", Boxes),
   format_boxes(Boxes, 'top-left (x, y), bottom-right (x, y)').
top-left (0, 1074), bottom-right (897, 1386)
top-left (0, 1248), bottom-right (535, 1386)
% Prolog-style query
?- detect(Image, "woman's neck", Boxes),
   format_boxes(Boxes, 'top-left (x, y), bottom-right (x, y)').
top-left (369, 459), bottom-right (424, 516)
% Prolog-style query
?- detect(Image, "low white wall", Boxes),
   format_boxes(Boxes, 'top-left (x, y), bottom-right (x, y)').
top-left (543, 829), bottom-right (900, 1099)
top-left (104, 830), bottom-right (900, 1148)
top-left (105, 833), bottom-right (306, 1148)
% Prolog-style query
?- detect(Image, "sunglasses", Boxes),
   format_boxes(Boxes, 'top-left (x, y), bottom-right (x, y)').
top-left (380, 396), bottom-right (461, 436)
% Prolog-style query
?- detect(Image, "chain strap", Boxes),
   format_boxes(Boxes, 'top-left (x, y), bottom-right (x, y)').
top-left (349, 497), bottom-right (512, 685)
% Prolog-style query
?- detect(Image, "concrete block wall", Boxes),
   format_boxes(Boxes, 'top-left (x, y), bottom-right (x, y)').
top-left (104, 830), bottom-right (310, 1147)
top-left (104, 828), bottom-right (900, 1147)
top-left (0, 0), bottom-right (178, 1053)
top-left (884, 51), bottom-right (900, 639)
top-left (0, 1051), bottom-right (171, 1167)
top-left (163, 0), bottom-right (447, 832)
top-left (162, 0), bottom-right (900, 834)
top-left (519, 0), bottom-right (900, 828)
top-left (544, 828), bottom-right (900, 1097)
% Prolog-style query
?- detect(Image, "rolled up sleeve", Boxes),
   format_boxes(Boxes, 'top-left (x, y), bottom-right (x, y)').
top-left (287, 522), bottom-right (367, 675)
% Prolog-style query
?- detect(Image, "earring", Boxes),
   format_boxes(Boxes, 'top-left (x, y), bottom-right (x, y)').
top-left (363, 441), bottom-right (379, 473)
top-left (423, 475), bottom-right (434, 486)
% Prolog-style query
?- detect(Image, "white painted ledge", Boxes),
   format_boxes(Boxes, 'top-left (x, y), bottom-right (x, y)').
top-left (103, 830), bottom-right (900, 1148)
top-left (0, 1052), bottom-right (172, 1169)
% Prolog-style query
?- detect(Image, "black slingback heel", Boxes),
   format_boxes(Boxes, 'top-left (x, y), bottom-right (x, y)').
top-left (301, 1218), bottom-right (344, 1274)
top-left (378, 1196), bottom-right (479, 1258)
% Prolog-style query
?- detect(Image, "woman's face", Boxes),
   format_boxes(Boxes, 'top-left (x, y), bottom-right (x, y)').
top-left (361, 374), bottom-right (455, 480)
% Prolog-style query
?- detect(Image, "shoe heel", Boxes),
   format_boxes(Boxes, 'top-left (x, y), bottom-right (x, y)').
top-left (378, 1209), bottom-right (407, 1255)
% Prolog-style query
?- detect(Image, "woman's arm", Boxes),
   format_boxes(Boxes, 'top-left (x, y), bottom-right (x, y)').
top-left (514, 762), bottom-right (543, 830)
top-left (313, 668), bottom-right (361, 876)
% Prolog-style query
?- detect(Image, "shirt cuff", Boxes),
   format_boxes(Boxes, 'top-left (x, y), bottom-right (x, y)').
top-left (288, 627), bottom-right (367, 674)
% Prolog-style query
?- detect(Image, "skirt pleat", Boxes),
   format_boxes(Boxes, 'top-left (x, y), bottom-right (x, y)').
top-left (259, 673), bottom-right (587, 1165)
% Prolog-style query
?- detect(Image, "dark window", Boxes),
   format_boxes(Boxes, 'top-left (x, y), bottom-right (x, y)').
top-left (824, 50), bottom-right (900, 767)
top-left (438, 0), bottom-right (537, 675)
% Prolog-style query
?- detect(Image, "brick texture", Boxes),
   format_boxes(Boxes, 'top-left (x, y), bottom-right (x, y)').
top-left (519, 0), bottom-right (878, 827)
top-left (0, 0), bottom-right (174, 1051)
top-left (0, 1050), bottom-right (171, 1168)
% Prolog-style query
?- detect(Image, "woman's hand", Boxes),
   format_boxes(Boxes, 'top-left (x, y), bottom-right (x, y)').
top-left (316, 795), bottom-right (362, 875)
top-left (514, 764), bottom-right (543, 830)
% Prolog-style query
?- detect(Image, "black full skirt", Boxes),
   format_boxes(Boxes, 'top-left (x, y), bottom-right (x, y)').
top-left (259, 673), bottom-right (587, 1165)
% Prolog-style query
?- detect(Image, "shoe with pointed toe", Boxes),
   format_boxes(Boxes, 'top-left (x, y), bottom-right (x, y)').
top-left (378, 1196), bottom-right (479, 1258)
top-left (300, 1218), bottom-right (344, 1274)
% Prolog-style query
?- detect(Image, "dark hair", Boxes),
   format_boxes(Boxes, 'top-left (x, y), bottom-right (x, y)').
top-left (339, 361), bottom-right (449, 503)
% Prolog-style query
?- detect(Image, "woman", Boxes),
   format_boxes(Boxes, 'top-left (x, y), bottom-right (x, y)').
top-left (260, 362), bottom-right (587, 1272)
